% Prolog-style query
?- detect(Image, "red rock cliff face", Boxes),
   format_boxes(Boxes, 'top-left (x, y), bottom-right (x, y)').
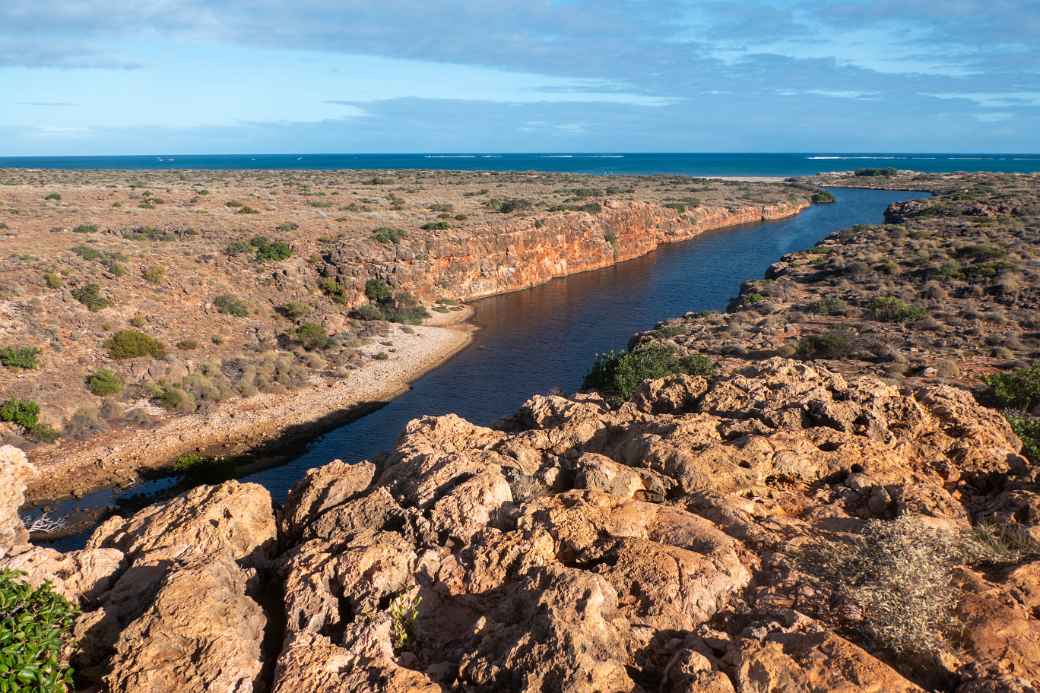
top-left (325, 199), bottom-right (810, 304)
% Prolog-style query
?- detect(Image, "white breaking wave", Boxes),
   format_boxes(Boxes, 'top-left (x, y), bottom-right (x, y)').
top-left (806, 155), bottom-right (901, 160)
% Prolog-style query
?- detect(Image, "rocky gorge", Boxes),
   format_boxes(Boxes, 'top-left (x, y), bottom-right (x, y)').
top-left (1, 171), bottom-right (1039, 692)
top-left (0, 169), bottom-right (810, 501)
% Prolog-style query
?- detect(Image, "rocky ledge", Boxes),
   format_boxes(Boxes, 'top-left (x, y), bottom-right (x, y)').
top-left (3, 357), bottom-right (1038, 691)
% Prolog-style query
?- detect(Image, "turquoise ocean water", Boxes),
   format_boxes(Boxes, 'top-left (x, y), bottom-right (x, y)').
top-left (1, 152), bottom-right (1038, 175)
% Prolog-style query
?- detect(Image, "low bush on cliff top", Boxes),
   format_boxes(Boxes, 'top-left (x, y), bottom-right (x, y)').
top-left (372, 227), bottom-right (407, 244)
top-left (86, 368), bottom-right (124, 396)
top-left (106, 330), bottom-right (166, 360)
top-left (797, 517), bottom-right (960, 663)
top-left (214, 294), bottom-right (249, 317)
top-left (986, 362), bottom-right (1040, 463)
top-left (0, 346), bottom-right (40, 370)
top-left (868, 296), bottom-right (926, 323)
top-left (854, 167), bottom-right (898, 177)
top-left (811, 190), bottom-right (836, 204)
top-left (584, 344), bottom-right (715, 405)
top-left (71, 283), bottom-right (111, 312)
top-left (796, 330), bottom-right (853, 360)
top-left (0, 569), bottom-right (79, 691)
top-left (250, 235), bottom-right (293, 262)
top-left (986, 362), bottom-right (1040, 412)
top-left (0, 399), bottom-right (59, 443)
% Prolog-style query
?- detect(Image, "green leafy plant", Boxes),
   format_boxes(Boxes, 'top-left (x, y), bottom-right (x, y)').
top-left (142, 266), bottom-right (165, 284)
top-left (43, 192), bottom-right (61, 201)
top-left (868, 296), bottom-right (926, 323)
top-left (71, 284), bottom-right (110, 312)
top-left (105, 330), bottom-right (166, 360)
top-left (295, 323), bottom-right (332, 351)
top-left (277, 303), bottom-right (309, 321)
top-left (811, 190), bottom-right (836, 204)
top-left (86, 368), bottom-right (123, 396)
top-left (43, 272), bottom-right (63, 289)
top-left (796, 330), bottom-right (852, 360)
top-left (388, 591), bottom-right (422, 652)
top-left (214, 294), bottom-right (249, 317)
top-left (0, 347), bottom-right (40, 370)
top-left (0, 399), bottom-right (40, 430)
top-left (0, 570), bottom-right (79, 691)
top-left (251, 237), bottom-right (293, 262)
top-left (986, 362), bottom-right (1040, 412)
top-left (372, 227), bottom-right (407, 244)
top-left (72, 223), bottom-right (98, 234)
top-left (583, 344), bottom-right (715, 404)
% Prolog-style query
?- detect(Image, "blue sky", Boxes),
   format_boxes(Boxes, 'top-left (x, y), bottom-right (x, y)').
top-left (2, 1), bottom-right (1038, 155)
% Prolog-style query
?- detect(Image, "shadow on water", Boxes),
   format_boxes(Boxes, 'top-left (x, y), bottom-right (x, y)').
top-left (35, 187), bottom-right (926, 550)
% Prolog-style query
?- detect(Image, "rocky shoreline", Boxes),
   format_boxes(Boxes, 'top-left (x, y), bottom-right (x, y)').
top-left (1, 352), bottom-right (1037, 691)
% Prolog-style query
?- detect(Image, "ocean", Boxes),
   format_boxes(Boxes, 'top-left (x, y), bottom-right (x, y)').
top-left (1, 152), bottom-right (1038, 175)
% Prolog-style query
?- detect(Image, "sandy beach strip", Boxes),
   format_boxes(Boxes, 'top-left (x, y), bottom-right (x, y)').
top-left (26, 314), bottom-right (474, 503)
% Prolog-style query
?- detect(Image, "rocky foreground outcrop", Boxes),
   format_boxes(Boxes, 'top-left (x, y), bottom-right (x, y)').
top-left (3, 359), bottom-right (1040, 691)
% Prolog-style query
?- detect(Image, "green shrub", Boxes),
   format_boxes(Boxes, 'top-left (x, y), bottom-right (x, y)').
top-left (372, 227), bottom-right (407, 244)
top-left (86, 368), bottom-right (123, 396)
top-left (497, 198), bottom-right (533, 214)
top-left (173, 452), bottom-right (208, 471)
top-left (252, 237), bottom-right (293, 262)
top-left (796, 331), bottom-right (852, 360)
top-left (172, 452), bottom-right (235, 482)
top-left (71, 283), bottom-right (110, 312)
top-left (811, 190), bottom-right (836, 204)
top-left (176, 339), bottom-right (198, 351)
top-left (854, 167), bottom-right (898, 177)
top-left (868, 296), bottom-right (926, 323)
top-left (236, 205), bottom-right (259, 214)
top-left (319, 276), bottom-right (348, 303)
top-left (43, 192), bottom-right (61, 201)
top-left (142, 266), bottom-right (165, 284)
top-left (0, 346), bottom-right (40, 370)
top-left (73, 223), bottom-right (98, 233)
top-left (224, 200), bottom-right (243, 208)
top-left (214, 294), bottom-right (249, 317)
top-left (295, 323), bottom-right (332, 351)
top-left (1006, 413), bottom-right (1040, 463)
top-left (420, 221), bottom-right (449, 231)
top-left (356, 284), bottom-right (429, 325)
top-left (277, 303), bottom-right (309, 321)
top-left (27, 423), bottom-right (60, 443)
top-left (583, 344), bottom-right (715, 404)
top-left (156, 385), bottom-right (195, 412)
top-left (71, 244), bottom-right (101, 261)
top-left (0, 569), bottom-right (78, 691)
top-left (0, 399), bottom-right (40, 429)
top-left (364, 278), bottom-right (393, 302)
top-left (275, 222), bottom-right (299, 233)
top-left (106, 330), bottom-right (166, 359)
top-left (812, 296), bottom-right (847, 316)
top-left (43, 272), bottom-right (63, 289)
top-left (986, 363), bottom-right (1040, 411)
top-left (225, 240), bottom-right (250, 256)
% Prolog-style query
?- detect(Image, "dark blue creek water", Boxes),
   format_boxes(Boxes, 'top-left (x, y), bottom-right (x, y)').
top-left (40, 187), bottom-right (927, 550)
top-left (252, 187), bottom-right (927, 493)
